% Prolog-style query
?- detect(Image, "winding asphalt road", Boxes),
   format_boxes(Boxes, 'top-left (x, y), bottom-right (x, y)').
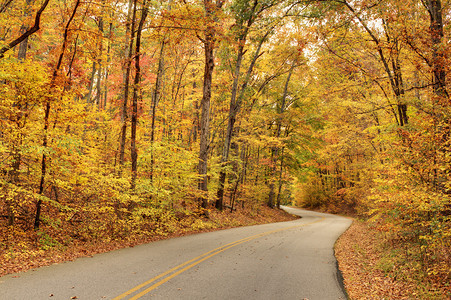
top-left (0, 207), bottom-right (352, 300)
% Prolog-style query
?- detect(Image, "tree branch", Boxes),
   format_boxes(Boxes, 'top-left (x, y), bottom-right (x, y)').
top-left (0, 0), bottom-right (50, 59)
top-left (0, 0), bottom-right (14, 13)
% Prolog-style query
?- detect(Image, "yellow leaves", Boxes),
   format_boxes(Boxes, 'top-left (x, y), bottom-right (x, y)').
top-left (0, 139), bottom-right (8, 154)
top-left (367, 177), bottom-right (451, 287)
top-left (258, 135), bottom-right (284, 148)
top-left (0, 59), bottom-right (50, 98)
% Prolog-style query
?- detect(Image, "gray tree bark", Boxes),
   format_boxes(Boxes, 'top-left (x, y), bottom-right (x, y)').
top-left (198, 0), bottom-right (224, 209)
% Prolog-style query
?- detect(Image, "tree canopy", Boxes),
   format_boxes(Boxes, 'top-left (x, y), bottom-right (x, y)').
top-left (0, 0), bottom-right (449, 293)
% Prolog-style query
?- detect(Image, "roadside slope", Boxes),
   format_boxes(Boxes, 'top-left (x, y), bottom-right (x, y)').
top-left (1, 207), bottom-right (351, 300)
top-left (335, 220), bottom-right (451, 299)
top-left (1, 205), bottom-right (296, 277)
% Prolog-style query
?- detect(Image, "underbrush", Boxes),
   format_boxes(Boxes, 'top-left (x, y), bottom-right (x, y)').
top-left (298, 171), bottom-right (450, 298)
top-left (336, 221), bottom-right (450, 299)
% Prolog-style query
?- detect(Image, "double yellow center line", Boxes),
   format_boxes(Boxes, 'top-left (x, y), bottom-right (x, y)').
top-left (113, 217), bottom-right (324, 299)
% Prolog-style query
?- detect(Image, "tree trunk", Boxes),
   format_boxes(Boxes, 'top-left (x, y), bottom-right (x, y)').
top-left (423, 0), bottom-right (447, 192)
top-left (424, 0), bottom-right (447, 98)
top-left (216, 26), bottom-right (269, 210)
top-left (34, 0), bottom-right (80, 229)
top-left (192, 86), bottom-right (199, 144)
top-left (229, 144), bottom-right (247, 211)
top-left (276, 147), bottom-right (285, 208)
top-left (103, 21), bottom-right (113, 110)
top-left (17, 0), bottom-right (34, 60)
top-left (267, 162), bottom-right (275, 208)
top-left (118, 0), bottom-right (136, 173)
top-left (198, 0), bottom-right (224, 209)
top-left (254, 146), bottom-right (260, 185)
top-left (269, 65), bottom-right (294, 209)
top-left (198, 36), bottom-right (213, 208)
top-left (216, 41), bottom-right (245, 210)
top-left (130, 0), bottom-right (148, 190)
top-left (94, 9), bottom-right (104, 107)
top-left (390, 40), bottom-right (408, 126)
top-left (85, 61), bottom-right (96, 103)
top-left (150, 40), bottom-right (165, 183)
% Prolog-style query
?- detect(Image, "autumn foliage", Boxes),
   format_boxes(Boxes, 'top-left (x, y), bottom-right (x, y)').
top-left (1, 0), bottom-right (310, 274)
top-left (295, 0), bottom-right (450, 295)
top-left (0, 0), bottom-right (449, 296)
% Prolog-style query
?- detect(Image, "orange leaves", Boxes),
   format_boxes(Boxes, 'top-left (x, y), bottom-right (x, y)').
top-left (336, 219), bottom-right (451, 299)
top-left (149, 1), bottom-right (205, 41)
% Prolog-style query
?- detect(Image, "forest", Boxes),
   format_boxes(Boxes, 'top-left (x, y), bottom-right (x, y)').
top-left (0, 0), bottom-right (450, 296)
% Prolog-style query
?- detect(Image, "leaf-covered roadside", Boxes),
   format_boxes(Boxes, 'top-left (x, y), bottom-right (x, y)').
top-left (335, 220), bottom-right (451, 299)
top-left (1, 205), bottom-right (296, 277)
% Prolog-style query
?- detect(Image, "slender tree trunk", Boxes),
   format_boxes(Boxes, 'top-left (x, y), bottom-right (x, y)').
top-left (192, 79), bottom-right (199, 144)
top-left (198, 37), bottom-right (213, 208)
top-left (34, 0), bottom-right (80, 229)
top-left (268, 65), bottom-right (293, 208)
top-left (216, 42), bottom-right (245, 210)
top-left (150, 40), bottom-right (165, 183)
top-left (95, 8), bottom-right (104, 107)
top-left (382, 23), bottom-right (408, 126)
top-left (389, 39), bottom-right (408, 126)
top-left (276, 147), bottom-right (284, 208)
top-left (85, 61), bottom-right (96, 103)
top-left (254, 146), bottom-right (260, 185)
top-left (95, 68), bottom-right (102, 106)
top-left (267, 151), bottom-right (275, 208)
top-left (17, 36), bottom-right (29, 60)
top-left (216, 28), bottom-right (269, 210)
top-left (118, 0), bottom-right (136, 172)
top-left (424, 0), bottom-right (447, 98)
top-left (17, 0), bottom-right (34, 59)
top-left (34, 101), bottom-right (50, 229)
top-left (103, 21), bottom-right (113, 110)
top-left (274, 66), bottom-right (293, 209)
top-left (229, 144), bottom-right (247, 211)
top-left (130, 0), bottom-right (148, 190)
top-left (198, 0), bottom-right (224, 209)
top-left (423, 0), bottom-right (447, 191)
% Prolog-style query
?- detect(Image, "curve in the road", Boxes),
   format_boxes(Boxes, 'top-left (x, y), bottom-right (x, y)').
top-left (114, 216), bottom-right (325, 299)
top-left (0, 207), bottom-right (352, 300)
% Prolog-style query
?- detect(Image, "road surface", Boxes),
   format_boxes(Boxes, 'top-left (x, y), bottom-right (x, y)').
top-left (0, 207), bottom-right (352, 300)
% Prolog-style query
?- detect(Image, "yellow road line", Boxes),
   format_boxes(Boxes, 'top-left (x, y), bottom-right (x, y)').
top-left (113, 234), bottom-right (269, 299)
top-left (113, 217), bottom-right (325, 300)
